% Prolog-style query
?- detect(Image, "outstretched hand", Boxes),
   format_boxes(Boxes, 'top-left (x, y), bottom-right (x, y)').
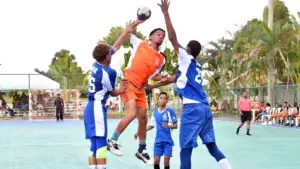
top-left (124, 21), bottom-right (135, 34)
top-left (158, 0), bottom-right (170, 13)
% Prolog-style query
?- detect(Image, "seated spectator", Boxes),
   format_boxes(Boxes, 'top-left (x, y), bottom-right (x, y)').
top-left (268, 104), bottom-right (283, 123)
top-left (12, 92), bottom-right (20, 109)
top-left (285, 102), bottom-right (299, 126)
top-left (255, 102), bottom-right (270, 122)
top-left (210, 99), bottom-right (218, 113)
top-left (252, 101), bottom-right (261, 117)
top-left (0, 93), bottom-right (7, 110)
top-left (278, 101), bottom-right (289, 124)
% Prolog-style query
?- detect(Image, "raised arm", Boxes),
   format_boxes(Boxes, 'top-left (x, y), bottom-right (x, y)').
top-left (158, 0), bottom-right (179, 53)
top-left (111, 20), bottom-right (144, 52)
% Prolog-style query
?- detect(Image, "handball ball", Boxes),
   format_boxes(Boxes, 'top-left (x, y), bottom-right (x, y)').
top-left (137, 7), bottom-right (151, 21)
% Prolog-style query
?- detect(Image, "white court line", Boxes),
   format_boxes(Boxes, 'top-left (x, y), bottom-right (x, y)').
top-left (0, 142), bottom-right (87, 147)
top-left (257, 137), bottom-right (300, 141)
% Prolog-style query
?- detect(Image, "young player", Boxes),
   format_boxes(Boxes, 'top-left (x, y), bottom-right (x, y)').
top-left (108, 20), bottom-right (169, 164)
top-left (84, 21), bottom-right (136, 169)
top-left (152, 1), bottom-right (233, 169)
top-left (135, 92), bottom-right (177, 169)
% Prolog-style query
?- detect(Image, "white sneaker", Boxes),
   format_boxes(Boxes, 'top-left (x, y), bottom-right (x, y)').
top-left (135, 149), bottom-right (153, 165)
top-left (107, 139), bottom-right (123, 156)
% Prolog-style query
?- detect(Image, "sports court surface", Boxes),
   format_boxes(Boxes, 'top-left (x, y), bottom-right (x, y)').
top-left (0, 119), bottom-right (299, 169)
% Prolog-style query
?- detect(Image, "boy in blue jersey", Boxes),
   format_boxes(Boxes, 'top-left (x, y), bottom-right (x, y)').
top-left (134, 92), bottom-right (178, 169)
top-left (84, 21), bottom-right (141, 169)
top-left (153, 1), bottom-right (233, 169)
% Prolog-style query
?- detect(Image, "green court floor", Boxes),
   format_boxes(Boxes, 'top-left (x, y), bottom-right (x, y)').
top-left (0, 119), bottom-right (299, 169)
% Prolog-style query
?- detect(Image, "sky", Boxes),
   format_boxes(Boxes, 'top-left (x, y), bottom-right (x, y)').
top-left (0, 0), bottom-right (299, 74)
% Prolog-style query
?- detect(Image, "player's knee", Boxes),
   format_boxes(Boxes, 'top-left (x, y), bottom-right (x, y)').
top-left (96, 146), bottom-right (107, 159)
top-left (154, 157), bottom-right (160, 164)
top-left (138, 115), bottom-right (148, 122)
top-left (164, 157), bottom-right (170, 166)
top-left (206, 142), bottom-right (225, 162)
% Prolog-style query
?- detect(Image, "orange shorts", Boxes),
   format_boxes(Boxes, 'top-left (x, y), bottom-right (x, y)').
top-left (119, 80), bottom-right (147, 108)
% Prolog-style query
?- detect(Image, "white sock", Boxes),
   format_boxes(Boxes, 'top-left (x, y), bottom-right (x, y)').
top-left (97, 165), bottom-right (106, 169)
top-left (218, 159), bottom-right (232, 169)
top-left (89, 165), bottom-right (97, 169)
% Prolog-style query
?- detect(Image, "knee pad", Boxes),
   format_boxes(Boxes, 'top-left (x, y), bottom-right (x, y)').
top-left (96, 146), bottom-right (107, 159)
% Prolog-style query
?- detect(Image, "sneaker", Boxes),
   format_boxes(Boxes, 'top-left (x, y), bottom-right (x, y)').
top-left (246, 133), bottom-right (252, 136)
top-left (135, 149), bottom-right (153, 165)
top-left (236, 128), bottom-right (240, 135)
top-left (107, 139), bottom-right (123, 156)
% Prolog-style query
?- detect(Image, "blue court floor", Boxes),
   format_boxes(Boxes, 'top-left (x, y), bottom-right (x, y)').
top-left (0, 119), bottom-right (299, 169)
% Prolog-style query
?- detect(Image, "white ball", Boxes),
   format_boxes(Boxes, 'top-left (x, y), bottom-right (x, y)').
top-left (137, 7), bottom-right (151, 21)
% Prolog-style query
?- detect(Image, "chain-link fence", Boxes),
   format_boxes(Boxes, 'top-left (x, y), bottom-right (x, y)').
top-left (1, 74), bottom-right (299, 119)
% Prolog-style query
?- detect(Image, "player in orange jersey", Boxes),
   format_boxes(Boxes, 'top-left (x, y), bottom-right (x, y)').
top-left (108, 21), bottom-right (169, 165)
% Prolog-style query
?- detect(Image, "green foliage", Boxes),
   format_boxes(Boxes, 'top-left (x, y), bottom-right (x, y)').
top-left (162, 48), bottom-right (178, 75)
top-left (100, 27), bottom-right (146, 48)
top-left (263, 0), bottom-right (290, 23)
top-left (36, 49), bottom-right (88, 97)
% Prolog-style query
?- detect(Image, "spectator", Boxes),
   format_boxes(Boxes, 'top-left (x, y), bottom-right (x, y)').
top-left (255, 102), bottom-right (270, 122)
top-left (285, 102), bottom-right (299, 126)
top-left (12, 92), bottom-right (20, 109)
top-left (210, 99), bottom-right (218, 113)
top-left (54, 93), bottom-right (64, 122)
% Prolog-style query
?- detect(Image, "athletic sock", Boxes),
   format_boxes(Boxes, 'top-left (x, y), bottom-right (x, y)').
top-left (154, 164), bottom-right (160, 169)
top-left (96, 165), bottom-right (106, 169)
top-left (138, 140), bottom-right (146, 153)
top-left (164, 166), bottom-right (170, 169)
top-left (89, 165), bottom-right (97, 169)
top-left (111, 131), bottom-right (120, 141)
top-left (218, 159), bottom-right (232, 169)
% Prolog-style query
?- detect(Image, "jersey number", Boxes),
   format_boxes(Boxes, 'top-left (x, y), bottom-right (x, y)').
top-left (195, 68), bottom-right (202, 84)
top-left (88, 76), bottom-right (95, 93)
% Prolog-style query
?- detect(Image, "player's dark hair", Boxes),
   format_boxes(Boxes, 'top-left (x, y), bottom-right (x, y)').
top-left (149, 28), bottom-right (165, 36)
top-left (159, 91), bottom-right (168, 99)
top-left (93, 44), bottom-right (110, 62)
top-left (187, 40), bottom-right (202, 58)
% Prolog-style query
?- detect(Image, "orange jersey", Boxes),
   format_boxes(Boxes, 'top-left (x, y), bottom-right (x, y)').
top-left (124, 35), bottom-right (165, 88)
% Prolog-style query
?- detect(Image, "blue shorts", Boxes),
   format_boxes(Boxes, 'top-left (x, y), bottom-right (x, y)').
top-left (154, 142), bottom-right (173, 157)
top-left (84, 100), bottom-right (107, 139)
top-left (90, 137), bottom-right (107, 157)
top-left (180, 103), bottom-right (215, 149)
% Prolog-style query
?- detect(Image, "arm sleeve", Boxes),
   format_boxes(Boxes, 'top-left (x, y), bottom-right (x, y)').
top-left (169, 109), bottom-right (178, 123)
top-left (178, 44), bottom-right (193, 67)
top-left (130, 34), bottom-right (142, 49)
top-left (103, 70), bottom-right (117, 92)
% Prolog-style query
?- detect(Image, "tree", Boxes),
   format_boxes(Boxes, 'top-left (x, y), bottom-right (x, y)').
top-left (37, 49), bottom-right (87, 92)
top-left (263, 0), bottom-right (290, 24)
top-left (162, 47), bottom-right (178, 75)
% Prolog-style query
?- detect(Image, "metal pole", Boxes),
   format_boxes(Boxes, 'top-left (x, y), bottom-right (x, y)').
top-left (267, 0), bottom-right (274, 105)
top-left (268, 0), bottom-right (273, 28)
top-left (28, 74), bottom-right (31, 90)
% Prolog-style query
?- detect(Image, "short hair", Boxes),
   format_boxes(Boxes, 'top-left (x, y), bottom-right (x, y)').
top-left (187, 40), bottom-right (201, 58)
top-left (93, 44), bottom-right (110, 62)
top-left (159, 91), bottom-right (168, 99)
top-left (149, 28), bottom-right (165, 36)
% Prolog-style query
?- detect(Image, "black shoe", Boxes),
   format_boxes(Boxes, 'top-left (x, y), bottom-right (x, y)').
top-left (236, 128), bottom-right (240, 135)
top-left (246, 133), bottom-right (252, 136)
